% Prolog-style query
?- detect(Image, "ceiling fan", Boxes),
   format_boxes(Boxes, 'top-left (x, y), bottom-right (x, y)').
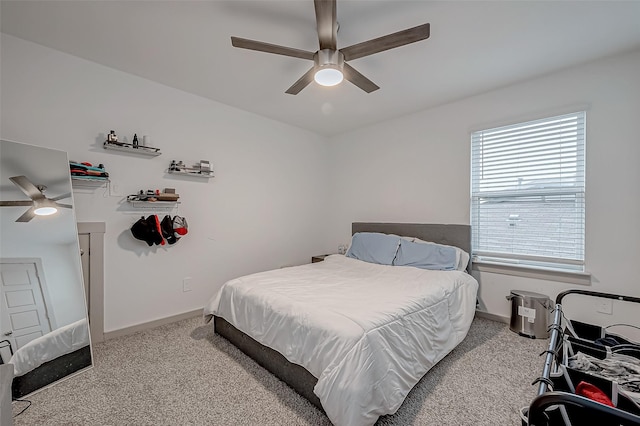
top-left (231, 0), bottom-right (430, 94)
top-left (0, 176), bottom-right (72, 222)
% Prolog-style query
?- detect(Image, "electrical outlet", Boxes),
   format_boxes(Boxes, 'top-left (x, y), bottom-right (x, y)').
top-left (596, 298), bottom-right (613, 315)
top-left (109, 181), bottom-right (122, 197)
top-left (182, 277), bottom-right (192, 292)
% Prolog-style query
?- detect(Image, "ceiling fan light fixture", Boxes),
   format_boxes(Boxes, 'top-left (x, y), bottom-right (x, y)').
top-left (33, 198), bottom-right (58, 216)
top-left (34, 206), bottom-right (58, 216)
top-left (314, 49), bottom-right (344, 87)
top-left (314, 67), bottom-right (343, 86)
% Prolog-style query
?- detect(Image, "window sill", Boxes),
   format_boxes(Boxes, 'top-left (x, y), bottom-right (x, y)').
top-left (472, 261), bottom-right (591, 286)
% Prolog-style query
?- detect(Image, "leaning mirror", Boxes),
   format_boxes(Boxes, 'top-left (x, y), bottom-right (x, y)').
top-left (0, 139), bottom-right (92, 398)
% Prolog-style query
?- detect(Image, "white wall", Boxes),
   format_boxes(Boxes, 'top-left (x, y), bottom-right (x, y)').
top-left (3, 32), bottom-right (639, 333)
top-left (1, 34), bottom-right (331, 333)
top-left (326, 49), bottom-right (640, 327)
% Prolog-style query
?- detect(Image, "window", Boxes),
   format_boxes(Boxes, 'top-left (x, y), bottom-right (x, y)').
top-left (471, 111), bottom-right (585, 272)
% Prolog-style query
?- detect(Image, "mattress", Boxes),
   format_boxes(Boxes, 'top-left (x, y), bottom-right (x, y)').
top-left (204, 254), bottom-right (478, 426)
top-left (10, 318), bottom-right (89, 377)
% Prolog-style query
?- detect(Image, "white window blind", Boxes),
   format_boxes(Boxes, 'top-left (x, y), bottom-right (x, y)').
top-left (471, 111), bottom-right (585, 271)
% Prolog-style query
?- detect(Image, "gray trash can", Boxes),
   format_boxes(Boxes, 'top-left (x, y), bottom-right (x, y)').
top-left (506, 290), bottom-right (551, 339)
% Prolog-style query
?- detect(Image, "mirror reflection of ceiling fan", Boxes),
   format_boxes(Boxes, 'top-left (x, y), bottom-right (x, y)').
top-left (0, 176), bottom-right (72, 222)
top-left (231, 0), bottom-right (430, 94)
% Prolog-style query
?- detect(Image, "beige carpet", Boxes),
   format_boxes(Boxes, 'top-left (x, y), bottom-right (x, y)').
top-left (12, 315), bottom-right (546, 425)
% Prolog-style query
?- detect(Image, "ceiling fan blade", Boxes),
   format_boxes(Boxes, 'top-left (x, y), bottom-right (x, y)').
top-left (55, 203), bottom-right (72, 209)
top-left (314, 0), bottom-right (337, 50)
top-left (342, 63), bottom-right (380, 93)
top-left (231, 37), bottom-right (315, 60)
top-left (285, 67), bottom-right (316, 95)
top-left (0, 200), bottom-right (33, 207)
top-left (16, 206), bottom-right (36, 223)
top-left (9, 175), bottom-right (44, 201)
top-left (340, 23), bottom-right (430, 61)
top-left (50, 192), bottom-right (72, 202)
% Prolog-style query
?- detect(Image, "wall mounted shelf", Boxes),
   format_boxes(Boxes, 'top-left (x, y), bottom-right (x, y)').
top-left (167, 169), bottom-right (214, 179)
top-left (71, 177), bottom-right (110, 187)
top-left (126, 200), bottom-right (180, 209)
top-left (168, 160), bottom-right (213, 178)
top-left (103, 141), bottom-right (161, 157)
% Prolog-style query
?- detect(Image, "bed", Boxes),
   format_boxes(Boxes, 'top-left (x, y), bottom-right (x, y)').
top-left (9, 318), bottom-right (92, 398)
top-left (204, 223), bottom-right (478, 426)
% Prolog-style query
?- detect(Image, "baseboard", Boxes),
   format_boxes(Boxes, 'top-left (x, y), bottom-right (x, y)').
top-left (104, 308), bottom-right (202, 340)
top-left (104, 308), bottom-right (508, 340)
top-left (475, 309), bottom-right (510, 324)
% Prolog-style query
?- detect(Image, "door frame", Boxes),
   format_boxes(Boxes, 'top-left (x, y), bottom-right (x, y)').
top-left (77, 222), bottom-right (105, 343)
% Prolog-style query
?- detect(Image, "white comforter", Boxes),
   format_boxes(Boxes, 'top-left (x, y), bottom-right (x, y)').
top-left (204, 255), bottom-right (478, 426)
top-left (10, 318), bottom-right (90, 377)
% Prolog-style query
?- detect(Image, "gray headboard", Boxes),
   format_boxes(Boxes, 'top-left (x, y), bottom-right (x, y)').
top-left (351, 222), bottom-right (472, 273)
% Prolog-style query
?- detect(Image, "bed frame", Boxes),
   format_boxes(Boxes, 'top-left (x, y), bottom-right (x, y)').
top-left (11, 345), bottom-right (92, 399)
top-left (213, 222), bottom-right (472, 412)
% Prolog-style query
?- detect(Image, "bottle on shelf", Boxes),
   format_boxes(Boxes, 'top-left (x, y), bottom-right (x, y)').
top-left (133, 134), bottom-right (139, 148)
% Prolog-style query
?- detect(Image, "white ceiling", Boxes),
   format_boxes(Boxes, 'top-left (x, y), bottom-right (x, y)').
top-left (2, 1), bottom-right (640, 137)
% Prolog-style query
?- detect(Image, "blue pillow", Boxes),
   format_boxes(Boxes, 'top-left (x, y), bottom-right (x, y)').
top-left (345, 232), bottom-right (401, 265)
top-left (393, 239), bottom-right (457, 270)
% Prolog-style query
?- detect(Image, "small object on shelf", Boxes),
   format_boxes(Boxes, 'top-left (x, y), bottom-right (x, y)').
top-left (170, 160), bottom-right (185, 171)
top-left (107, 130), bottom-right (118, 143)
top-left (133, 134), bottom-right (139, 148)
top-left (157, 189), bottom-right (179, 201)
top-left (158, 187), bottom-right (179, 201)
top-left (168, 159), bottom-right (214, 178)
top-left (69, 161), bottom-right (109, 179)
top-left (127, 188), bottom-right (180, 203)
top-left (142, 135), bottom-right (150, 147)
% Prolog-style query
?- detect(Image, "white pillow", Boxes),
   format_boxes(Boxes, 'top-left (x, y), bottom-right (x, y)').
top-left (411, 238), bottom-right (470, 271)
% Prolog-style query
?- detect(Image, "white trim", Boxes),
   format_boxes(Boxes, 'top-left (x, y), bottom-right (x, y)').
top-left (77, 222), bottom-right (105, 343)
top-left (471, 110), bottom-right (586, 272)
top-left (473, 261), bottom-right (591, 285)
top-left (103, 309), bottom-right (202, 340)
top-left (468, 103), bottom-right (591, 134)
